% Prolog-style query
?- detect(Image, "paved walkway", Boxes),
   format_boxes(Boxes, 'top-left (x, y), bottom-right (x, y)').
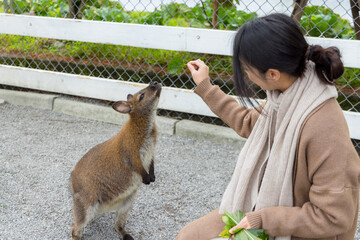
top-left (1, 95), bottom-right (359, 239)
top-left (0, 103), bottom-right (239, 240)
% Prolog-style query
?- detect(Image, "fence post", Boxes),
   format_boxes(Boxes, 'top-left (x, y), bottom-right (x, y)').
top-left (350, 0), bottom-right (360, 40)
top-left (291, 0), bottom-right (308, 25)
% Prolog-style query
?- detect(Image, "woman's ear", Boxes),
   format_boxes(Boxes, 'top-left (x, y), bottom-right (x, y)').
top-left (265, 69), bottom-right (281, 82)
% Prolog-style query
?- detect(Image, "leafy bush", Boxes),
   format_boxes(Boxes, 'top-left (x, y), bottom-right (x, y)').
top-left (300, 5), bottom-right (355, 39)
top-left (83, 7), bottom-right (131, 22)
top-left (2, 0), bottom-right (32, 14)
top-left (1, 0), bottom-right (256, 30)
top-left (140, 1), bottom-right (257, 30)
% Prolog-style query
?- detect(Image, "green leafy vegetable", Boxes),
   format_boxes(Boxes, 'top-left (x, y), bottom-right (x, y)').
top-left (219, 210), bottom-right (269, 240)
top-left (167, 56), bottom-right (184, 75)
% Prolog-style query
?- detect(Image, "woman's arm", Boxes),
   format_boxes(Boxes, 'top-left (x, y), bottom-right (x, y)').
top-left (188, 59), bottom-right (262, 139)
top-left (194, 79), bottom-right (262, 139)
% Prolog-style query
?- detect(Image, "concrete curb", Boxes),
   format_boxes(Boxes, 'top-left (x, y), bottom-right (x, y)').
top-left (0, 89), bottom-right (247, 146)
top-left (0, 89), bottom-right (57, 110)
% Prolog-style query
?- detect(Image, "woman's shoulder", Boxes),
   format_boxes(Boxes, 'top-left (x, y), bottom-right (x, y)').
top-left (301, 98), bottom-right (349, 139)
top-left (299, 97), bottom-right (359, 165)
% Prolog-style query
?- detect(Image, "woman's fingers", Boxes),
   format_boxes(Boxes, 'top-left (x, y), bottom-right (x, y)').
top-left (187, 62), bottom-right (198, 73)
top-left (229, 217), bottom-right (250, 234)
top-left (187, 59), bottom-right (210, 86)
top-left (188, 59), bottom-right (205, 68)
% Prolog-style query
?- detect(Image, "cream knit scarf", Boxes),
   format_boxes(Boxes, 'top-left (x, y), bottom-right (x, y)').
top-left (219, 62), bottom-right (338, 239)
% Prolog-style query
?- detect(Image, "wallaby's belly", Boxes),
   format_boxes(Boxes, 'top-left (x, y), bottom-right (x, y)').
top-left (72, 136), bottom-right (155, 214)
top-left (100, 140), bottom-right (154, 213)
top-left (99, 172), bottom-right (142, 214)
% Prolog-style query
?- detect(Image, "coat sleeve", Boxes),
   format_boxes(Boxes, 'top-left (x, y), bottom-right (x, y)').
top-left (246, 100), bottom-right (360, 238)
top-left (194, 79), bottom-right (262, 139)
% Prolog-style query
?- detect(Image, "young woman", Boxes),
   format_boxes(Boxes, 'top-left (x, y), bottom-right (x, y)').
top-left (176, 13), bottom-right (360, 240)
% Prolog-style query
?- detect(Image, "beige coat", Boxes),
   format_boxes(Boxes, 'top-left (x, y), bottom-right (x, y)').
top-left (194, 79), bottom-right (360, 240)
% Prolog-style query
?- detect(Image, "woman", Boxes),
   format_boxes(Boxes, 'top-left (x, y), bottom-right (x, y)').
top-left (176, 13), bottom-right (360, 240)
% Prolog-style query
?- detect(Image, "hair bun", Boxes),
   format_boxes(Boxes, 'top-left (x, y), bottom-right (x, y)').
top-left (307, 45), bottom-right (344, 84)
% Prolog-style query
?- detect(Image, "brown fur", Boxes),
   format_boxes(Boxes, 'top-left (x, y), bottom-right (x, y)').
top-left (70, 82), bottom-right (161, 240)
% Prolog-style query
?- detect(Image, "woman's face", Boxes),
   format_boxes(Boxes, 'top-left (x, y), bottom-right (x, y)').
top-left (243, 65), bottom-right (297, 92)
top-left (243, 66), bottom-right (275, 91)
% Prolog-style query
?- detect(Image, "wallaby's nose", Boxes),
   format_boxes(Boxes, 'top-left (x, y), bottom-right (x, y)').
top-left (150, 82), bottom-right (160, 89)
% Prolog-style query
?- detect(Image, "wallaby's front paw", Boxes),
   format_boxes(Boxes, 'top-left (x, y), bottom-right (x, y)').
top-left (142, 174), bottom-right (151, 185)
top-left (150, 174), bottom-right (155, 182)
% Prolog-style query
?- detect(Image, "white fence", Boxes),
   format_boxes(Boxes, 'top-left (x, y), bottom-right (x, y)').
top-left (0, 14), bottom-right (359, 139)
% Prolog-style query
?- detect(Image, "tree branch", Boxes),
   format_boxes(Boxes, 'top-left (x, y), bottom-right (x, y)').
top-left (200, 0), bottom-right (214, 28)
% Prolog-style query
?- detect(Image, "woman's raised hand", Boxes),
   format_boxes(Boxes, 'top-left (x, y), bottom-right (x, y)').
top-left (187, 59), bottom-right (210, 86)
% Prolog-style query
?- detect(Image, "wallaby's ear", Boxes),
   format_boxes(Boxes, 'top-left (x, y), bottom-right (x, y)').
top-left (112, 101), bottom-right (131, 113)
top-left (127, 94), bottom-right (133, 101)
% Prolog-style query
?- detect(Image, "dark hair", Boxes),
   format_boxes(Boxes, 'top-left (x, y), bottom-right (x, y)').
top-left (233, 13), bottom-right (344, 107)
top-left (306, 45), bottom-right (344, 84)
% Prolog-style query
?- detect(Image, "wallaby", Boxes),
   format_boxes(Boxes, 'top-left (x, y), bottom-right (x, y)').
top-left (70, 82), bottom-right (162, 240)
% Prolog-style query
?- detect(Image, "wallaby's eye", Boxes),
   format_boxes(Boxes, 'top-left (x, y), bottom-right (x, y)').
top-left (139, 93), bottom-right (145, 101)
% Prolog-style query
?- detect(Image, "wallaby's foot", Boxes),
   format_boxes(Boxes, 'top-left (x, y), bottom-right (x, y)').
top-left (142, 173), bottom-right (151, 185)
top-left (71, 227), bottom-right (82, 240)
top-left (123, 234), bottom-right (134, 240)
top-left (115, 226), bottom-right (134, 240)
top-left (149, 160), bottom-right (155, 183)
top-left (150, 174), bottom-right (155, 182)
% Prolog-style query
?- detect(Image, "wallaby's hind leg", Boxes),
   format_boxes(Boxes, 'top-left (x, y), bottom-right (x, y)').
top-left (114, 193), bottom-right (137, 240)
top-left (72, 194), bottom-right (86, 240)
top-left (72, 193), bottom-right (98, 240)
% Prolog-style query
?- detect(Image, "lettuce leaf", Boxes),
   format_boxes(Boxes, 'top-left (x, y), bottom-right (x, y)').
top-left (219, 210), bottom-right (269, 240)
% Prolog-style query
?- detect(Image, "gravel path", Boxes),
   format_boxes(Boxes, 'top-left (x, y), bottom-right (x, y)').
top-left (0, 104), bottom-right (239, 240)
top-left (1, 103), bottom-right (359, 240)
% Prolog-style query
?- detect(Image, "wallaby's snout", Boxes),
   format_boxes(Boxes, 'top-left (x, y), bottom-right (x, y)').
top-left (71, 83), bottom-right (160, 240)
top-left (149, 81), bottom-right (161, 95)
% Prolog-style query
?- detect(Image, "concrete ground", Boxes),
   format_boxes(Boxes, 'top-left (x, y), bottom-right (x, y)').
top-left (0, 90), bottom-right (359, 239)
top-left (0, 96), bottom-right (240, 240)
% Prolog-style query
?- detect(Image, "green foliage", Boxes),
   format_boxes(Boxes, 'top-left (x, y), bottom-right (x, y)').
top-left (15, 0), bottom-right (69, 17)
top-left (337, 68), bottom-right (360, 88)
top-left (167, 57), bottom-right (185, 75)
top-left (211, 3), bottom-right (257, 30)
top-left (7, 0), bottom-right (32, 14)
top-left (300, 5), bottom-right (355, 39)
top-left (83, 7), bottom-right (131, 22)
top-left (220, 210), bottom-right (269, 240)
top-left (2, 0), bottom-right (256, 29)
